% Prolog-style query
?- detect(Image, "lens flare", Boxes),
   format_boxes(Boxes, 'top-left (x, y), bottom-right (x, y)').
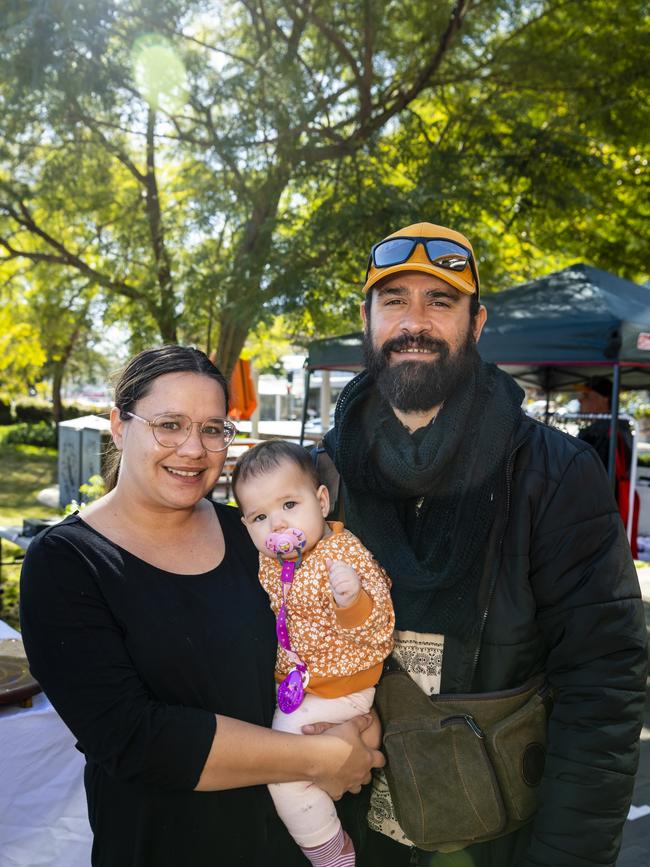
top-left (131, 35), bottom-right (188, 113)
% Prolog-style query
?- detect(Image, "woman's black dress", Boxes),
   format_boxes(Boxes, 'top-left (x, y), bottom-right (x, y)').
top-left (20, 502), bottom-right (307, 866)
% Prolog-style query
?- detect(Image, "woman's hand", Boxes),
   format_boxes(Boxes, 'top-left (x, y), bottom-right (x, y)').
top-left (308, 713), bottom-right (385, 800)
top-left (302, 708), bottom-right (382, 750)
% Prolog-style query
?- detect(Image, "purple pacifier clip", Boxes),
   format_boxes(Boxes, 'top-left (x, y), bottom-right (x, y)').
top-left (265, 528), bottom-right (309, 713)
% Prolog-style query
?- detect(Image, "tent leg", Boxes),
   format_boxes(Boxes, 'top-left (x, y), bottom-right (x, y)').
top-left (299, 368), bottom-right (311, 446)
top-left (606, 364), bottom-right (621, 486)
top-left (627, 419), bottom-right (638, 545)
top-left (543, 368), bottom-right (551, 425)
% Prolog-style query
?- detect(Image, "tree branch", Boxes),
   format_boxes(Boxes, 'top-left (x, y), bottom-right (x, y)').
top-left (0, 196), bottom-right (145, 303)
top-left (68, 98), bottom-right (147, 185)
top-left (143, 108), bottom-right (177, 339)
top-left (295, 0), bottom-right (370, 117)
top-left (296, 0), bottom-right (472, 164)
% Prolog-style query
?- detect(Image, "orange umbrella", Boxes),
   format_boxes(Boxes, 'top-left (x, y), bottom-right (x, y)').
top-left (228, 358), bottom-right (257, 421)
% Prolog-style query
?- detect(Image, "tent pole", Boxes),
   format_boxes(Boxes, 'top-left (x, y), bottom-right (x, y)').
top-left (543, 368), bottom-right (551, 425)
top-left (299, 366), bottom-right (311, 447)
top-left (626, 419), bottom-right (638, 544)
top-left (606, 364), bottom-right (621, 485)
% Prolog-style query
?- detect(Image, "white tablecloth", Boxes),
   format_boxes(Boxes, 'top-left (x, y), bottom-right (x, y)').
top-left (0, 620), bottom-right (92, 867)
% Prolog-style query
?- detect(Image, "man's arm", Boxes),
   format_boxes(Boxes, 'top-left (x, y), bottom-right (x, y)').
top-left (525, 446), bottom-right (647, 866)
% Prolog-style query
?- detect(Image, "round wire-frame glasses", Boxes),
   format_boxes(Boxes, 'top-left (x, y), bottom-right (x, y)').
top-left (124, 411), bottom-right (237, 452)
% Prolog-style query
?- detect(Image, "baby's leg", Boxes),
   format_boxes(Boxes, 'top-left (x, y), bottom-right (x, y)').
top-left (269, 689), bottom-right (374, 866)
top-left (302, 826), bottom-right (354, 867)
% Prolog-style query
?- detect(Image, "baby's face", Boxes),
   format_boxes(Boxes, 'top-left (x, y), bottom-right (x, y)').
top-left (238, 460), bottom-right (330, 558)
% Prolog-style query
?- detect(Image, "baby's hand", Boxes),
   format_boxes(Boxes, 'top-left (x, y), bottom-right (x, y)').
top-left (326, 558), bottom-right (361, 608)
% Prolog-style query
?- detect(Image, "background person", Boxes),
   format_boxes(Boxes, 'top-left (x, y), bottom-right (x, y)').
top-left (19, 345), bottom-right (383, 867)
top-left (577, 375), bottom-right (640, 556)
top-left (233, 440), bottom-right (394, 867)
top-left (317, 222), bottom-right (647, 867)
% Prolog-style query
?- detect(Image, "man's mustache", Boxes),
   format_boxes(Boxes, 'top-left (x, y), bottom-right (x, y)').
top-left (381, 334), bottom-right (449, 357)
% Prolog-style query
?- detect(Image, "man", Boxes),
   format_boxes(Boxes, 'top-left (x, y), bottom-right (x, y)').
top-left (577, 376), bottom-right (640, 557)
top-left (320, 222), bottom-right (647, 866)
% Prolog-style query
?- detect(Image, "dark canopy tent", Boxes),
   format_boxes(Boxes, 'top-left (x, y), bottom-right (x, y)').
top-left (306, 331), bottom-right (365, 373)
top-left (301, 265), bottom-right (650, 481)
top-left (476, 264), bottom-right (650, 392)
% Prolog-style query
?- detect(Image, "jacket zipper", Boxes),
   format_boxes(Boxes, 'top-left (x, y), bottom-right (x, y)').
top-left (468, 440), bottom-right (521, 687)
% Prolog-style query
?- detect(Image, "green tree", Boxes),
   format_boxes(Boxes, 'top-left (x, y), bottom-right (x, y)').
top-left (0, 0), bottom-right (647, 375)
top-left (0, 303), bottom-right (45, 396)
top-left (25, 272), bottom-right (100, 422)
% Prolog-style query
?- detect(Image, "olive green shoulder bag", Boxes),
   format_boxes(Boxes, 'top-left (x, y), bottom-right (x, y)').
top-left (374, 663), bottom-right (553, 853)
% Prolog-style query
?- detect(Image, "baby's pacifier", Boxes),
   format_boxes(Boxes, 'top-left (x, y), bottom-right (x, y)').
top-left (265, 528), bottom-right (307, 559)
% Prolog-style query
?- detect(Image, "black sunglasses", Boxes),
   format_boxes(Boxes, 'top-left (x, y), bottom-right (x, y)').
top-left (366, 236), bottom-right (479, 295)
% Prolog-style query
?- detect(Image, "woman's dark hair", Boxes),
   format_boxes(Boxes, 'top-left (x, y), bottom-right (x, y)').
top-left (231, 440), bottom-right (318, 506)
top-left (104, 345), bottom-right (229, 492)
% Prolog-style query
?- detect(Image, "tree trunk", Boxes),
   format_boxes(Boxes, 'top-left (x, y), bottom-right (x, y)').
top-left (51, 361), bottom-right (65, 425)
top-left (214, 171), bottom-right (290, 376)
top-left (145, 108), bottom-right (178, 345)
top-left (215, 314), bottom-right (252, 380)
top-left (156, 311), bottom-right (178, 344)
top-left (50, 302), bottom-right (91, 424)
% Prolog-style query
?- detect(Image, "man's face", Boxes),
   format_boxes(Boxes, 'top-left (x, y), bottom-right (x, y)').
top-left (579, 388), bottom-right (610, 415)
top-left (360, 272), bottom-right (487, 412)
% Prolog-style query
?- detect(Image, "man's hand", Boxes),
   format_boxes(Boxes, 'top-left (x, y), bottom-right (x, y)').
top-left (326, 558), bottom-right (362, 607)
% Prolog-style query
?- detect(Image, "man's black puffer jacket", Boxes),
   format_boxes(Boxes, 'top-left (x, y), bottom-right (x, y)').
top-left (325, 412), bottom-right (648, 867)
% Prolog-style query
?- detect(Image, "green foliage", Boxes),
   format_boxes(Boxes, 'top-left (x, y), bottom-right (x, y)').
top-left (0, 441), bottom-right (58, 629)
top-left (6, 397), bottom-right (107, 425)
top-left (0, 394), bottom-right (13, 425)
top-left (61, 402), bottom-right (110, 420)
top-left (3, 422), bottom-right (57, 448)
top-left (243, 317), bottom-right (304, 375)
top-left (0, 442), bottom-right (58, 524)
top-left (0, 0), bottom-right (648, 378)
top-left (63, 473), bottom-right (106, 515)
top-left (0, 302), bottom-right (46, 396)
top-left (13, 398), bottom-right (53, 424)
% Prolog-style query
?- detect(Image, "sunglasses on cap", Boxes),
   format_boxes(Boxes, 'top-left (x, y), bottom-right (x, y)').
top-left (366, 236), bottom-right (479, 294)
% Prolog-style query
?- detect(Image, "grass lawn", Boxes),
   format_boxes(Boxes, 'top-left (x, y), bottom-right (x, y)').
top-left (0, 439), bottom-right (59, 629)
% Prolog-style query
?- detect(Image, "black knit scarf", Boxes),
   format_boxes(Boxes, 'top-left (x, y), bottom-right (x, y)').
top-left (325, 359), bottom-right (524, 639)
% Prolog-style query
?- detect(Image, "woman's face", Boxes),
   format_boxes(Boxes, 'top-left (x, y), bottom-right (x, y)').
top-left (111, 371), bottom-right (229, 512)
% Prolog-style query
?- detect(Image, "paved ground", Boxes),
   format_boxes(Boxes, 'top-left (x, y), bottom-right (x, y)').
top-left (618, 566), bottom-right (650, 866)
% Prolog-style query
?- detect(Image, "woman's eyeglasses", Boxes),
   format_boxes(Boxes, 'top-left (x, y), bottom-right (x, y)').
top-left (124, 411), bottom-right (238, 452)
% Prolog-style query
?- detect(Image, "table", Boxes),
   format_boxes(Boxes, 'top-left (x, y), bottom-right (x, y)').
top-left (0, 619), bottom-right (92, 867)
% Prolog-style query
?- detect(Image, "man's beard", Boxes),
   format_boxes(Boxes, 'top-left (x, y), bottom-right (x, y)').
top-left (362, 327), bottom-right (479, 412)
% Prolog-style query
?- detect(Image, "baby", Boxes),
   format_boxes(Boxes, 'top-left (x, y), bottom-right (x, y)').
top-left (232, 440), bottom-right (394, 867)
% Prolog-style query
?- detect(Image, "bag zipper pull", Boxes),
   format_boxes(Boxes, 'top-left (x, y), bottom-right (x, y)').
top-left (463, 714), bottom-right (485, 738)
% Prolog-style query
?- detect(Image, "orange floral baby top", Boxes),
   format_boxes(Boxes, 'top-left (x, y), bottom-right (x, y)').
top-left (258, 522), bottom-right (395, 699)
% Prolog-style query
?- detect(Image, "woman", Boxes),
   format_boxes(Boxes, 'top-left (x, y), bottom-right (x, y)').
top-left (19, 345), bottom-right (381, 867)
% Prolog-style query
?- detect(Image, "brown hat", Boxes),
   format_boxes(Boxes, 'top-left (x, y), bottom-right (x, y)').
top-left (363, 221), bottom-right (480, 297)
